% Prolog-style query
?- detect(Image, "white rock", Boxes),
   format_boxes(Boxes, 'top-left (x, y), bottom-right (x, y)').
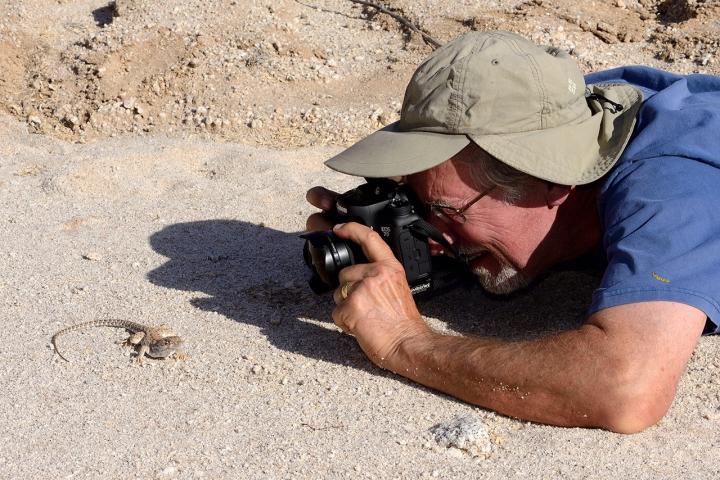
top-left (122, 97), bottom-right (136, 110)
top-left (161, 465), bottom-right (177, 475)
top-left (428, 414), bottom-right (492, 457)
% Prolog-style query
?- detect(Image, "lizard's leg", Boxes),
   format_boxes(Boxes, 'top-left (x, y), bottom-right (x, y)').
top-left (135, 344), bottom-right (149, 364)
top-left (122, 331), bottom-right (146, 348)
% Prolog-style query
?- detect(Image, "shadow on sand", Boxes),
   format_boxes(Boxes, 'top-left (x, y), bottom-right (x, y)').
top-left (148, 220), bottom-right (602, 371)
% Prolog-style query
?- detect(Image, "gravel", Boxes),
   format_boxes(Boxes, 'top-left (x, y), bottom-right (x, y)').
top-left (1, 0), bottom-right (718, 147)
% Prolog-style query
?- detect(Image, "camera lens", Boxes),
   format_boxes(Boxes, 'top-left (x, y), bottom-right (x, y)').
top-left (301, 231), bottom-right (366, 293)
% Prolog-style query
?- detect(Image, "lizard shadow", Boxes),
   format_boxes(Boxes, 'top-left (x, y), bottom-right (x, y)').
top-left (147, 220), bottom-right (602, 372)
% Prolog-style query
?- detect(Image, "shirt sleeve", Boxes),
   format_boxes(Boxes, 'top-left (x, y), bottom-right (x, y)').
top-left (589, 155), bottom-right (720, 334)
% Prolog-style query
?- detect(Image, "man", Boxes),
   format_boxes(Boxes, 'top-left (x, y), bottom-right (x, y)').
top-left (305, 31), bottom-right (720, 433)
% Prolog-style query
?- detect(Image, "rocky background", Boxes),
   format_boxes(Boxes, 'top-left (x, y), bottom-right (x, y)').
top-left (1, 0), bottom-right (719, 147)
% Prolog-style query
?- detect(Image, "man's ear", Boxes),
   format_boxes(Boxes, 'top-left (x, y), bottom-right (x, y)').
top-left (546, 183), bottom-right (573, 208)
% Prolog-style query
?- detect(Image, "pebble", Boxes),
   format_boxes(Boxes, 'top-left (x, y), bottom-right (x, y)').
top-left (427, 414), bottom-right (492, 458)
top-left (81, 252), bottom-right (101, 261)
top-left (596, 22), bottom-right (617, 35)
top-left (64, 114), bottom-right (79, 127)
top-left (122, 97), bottom-right (137, 110)
top-left (369, 108), bottom-right (384, 122)
top-left (161, 465), bottom-right (177, 475)
top-left (28, 116), bottom-right (42, 127)
top-left (251, 364), bottom-right (262, 374)
top-left (701, 407), bottom-right (720, 421)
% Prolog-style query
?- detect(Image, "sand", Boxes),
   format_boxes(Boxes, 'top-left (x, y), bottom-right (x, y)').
top-left (2, 112), bottom-right (719, 478)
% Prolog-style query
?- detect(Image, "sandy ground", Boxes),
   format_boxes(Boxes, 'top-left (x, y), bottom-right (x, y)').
top-left (3, 113), bottom-right (720, 478)
top-left (1, 0), bottom-right (720, 478)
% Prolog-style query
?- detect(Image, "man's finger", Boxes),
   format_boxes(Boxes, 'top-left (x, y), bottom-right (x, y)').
top-left (333, 222), bottom-right (397, 263)
top-left (306, 212), bottom-right (335, 232)
top-left (306, 186), bottom-right (338, 211)
top-left (331, 306), bottom-right (352, 334)
top-left (338, 263), bottom-right (375, 286)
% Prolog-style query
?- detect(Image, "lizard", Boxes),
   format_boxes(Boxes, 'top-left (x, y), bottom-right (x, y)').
top-left (51, 319), bottom-right (186, 364)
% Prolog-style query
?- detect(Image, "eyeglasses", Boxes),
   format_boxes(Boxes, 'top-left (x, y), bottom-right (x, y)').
top-left (427, 186), bottom-right (495, 224)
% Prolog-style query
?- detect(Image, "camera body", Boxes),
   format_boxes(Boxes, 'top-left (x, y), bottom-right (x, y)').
top-left (335, 179), bottom-right (434, 290)
top-left (302, 179), bottom-right (466, 297)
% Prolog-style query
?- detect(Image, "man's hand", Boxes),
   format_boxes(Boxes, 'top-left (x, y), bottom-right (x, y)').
top-left (305, 186), bottom-right (339, 232)
top-left (330, 222), bottom-right (430, 370)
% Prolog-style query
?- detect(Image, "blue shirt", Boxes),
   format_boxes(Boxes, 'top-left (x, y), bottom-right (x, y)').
top-left (584, 66), bottom-right (720, 334)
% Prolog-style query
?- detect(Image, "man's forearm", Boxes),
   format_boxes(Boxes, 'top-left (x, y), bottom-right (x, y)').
top-left (386, 324), bottom-right (647, 430)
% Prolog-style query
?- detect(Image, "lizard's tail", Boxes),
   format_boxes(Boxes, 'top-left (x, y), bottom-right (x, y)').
top-left (50, 319), bottom-right (145, 362)
top-left (51, 334), bottom-right (71, 362)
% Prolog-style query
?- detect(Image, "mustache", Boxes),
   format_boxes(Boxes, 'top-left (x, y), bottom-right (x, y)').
top-left (458, 246), bottom-right (489, 258)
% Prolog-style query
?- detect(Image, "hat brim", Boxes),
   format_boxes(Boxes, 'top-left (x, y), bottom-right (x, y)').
top-left (326, 84), bottom-right (642, 184)
top-left (324, 121), bottom-right (471, 178)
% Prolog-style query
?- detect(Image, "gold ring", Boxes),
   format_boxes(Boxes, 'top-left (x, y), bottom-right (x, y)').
top-left (340, 282), bottom-right (353, 300)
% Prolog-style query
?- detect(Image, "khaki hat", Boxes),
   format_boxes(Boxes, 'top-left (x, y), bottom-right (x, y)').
top-left (325, 30), bottom-right (643, 185)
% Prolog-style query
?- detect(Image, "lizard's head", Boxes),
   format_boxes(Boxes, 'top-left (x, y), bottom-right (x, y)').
top-left (148, 335), bottom-right (184, 358)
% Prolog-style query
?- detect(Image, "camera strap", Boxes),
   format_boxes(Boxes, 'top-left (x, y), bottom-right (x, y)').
top-left (408, 219), bottom-right (468, 266)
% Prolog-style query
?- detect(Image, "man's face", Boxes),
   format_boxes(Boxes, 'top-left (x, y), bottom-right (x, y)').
top-left (405, 145), bottom-right (560, 294)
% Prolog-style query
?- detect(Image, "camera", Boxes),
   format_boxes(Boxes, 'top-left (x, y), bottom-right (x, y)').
top-left (301, 179), bottom-right (471, 297)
